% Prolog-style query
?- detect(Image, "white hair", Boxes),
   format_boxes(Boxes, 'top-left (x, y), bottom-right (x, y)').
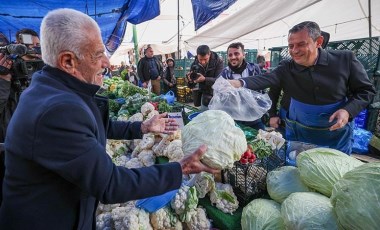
top-left (40, 8), bottom-right (101, 67)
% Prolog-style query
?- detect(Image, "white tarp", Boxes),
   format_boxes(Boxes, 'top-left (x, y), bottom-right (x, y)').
top-left (185, 0), bottom-right (380, 51)
top-left (111, 0), bottom-right (380, 64)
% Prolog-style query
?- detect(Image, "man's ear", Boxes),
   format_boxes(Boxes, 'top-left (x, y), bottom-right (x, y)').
top-left (316, 35), bottom-right (324, 48)
top-left (57, 51), bottom-right (77, 74)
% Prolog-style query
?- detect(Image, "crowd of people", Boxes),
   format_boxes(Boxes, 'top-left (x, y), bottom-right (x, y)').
top-left (0, 7), bottom-right (376, 229)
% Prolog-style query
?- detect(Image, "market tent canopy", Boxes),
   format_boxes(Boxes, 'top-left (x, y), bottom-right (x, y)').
top-left (185, 0), bottom-right (380, 51)
top-left (0, 0), bottom-right (160, 53)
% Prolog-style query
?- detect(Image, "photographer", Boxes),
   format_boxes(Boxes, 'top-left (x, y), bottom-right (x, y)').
top-left (187, 45), bottom-right (224, 111)
top-left (0, 28), bottom-right (41, 205)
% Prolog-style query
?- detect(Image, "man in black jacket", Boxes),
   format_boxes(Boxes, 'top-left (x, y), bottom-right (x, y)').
top-left (229, 21), bottom-right (375, 154)
top-left (137, 46), bottom-right (163, 95)
top-left (187, 45), bottom-right (224, 110)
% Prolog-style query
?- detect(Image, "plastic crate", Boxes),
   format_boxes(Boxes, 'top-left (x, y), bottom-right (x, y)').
top-left (245, 49), bottom-right (258, 63)
top-left (223, 161), bottom-right (267, 206)
top-left (223, 147), bottom-right (286, 206)
top-left (174, 69), bottom-right (186, 78)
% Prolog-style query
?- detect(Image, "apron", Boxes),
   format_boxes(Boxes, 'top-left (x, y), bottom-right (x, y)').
top-left (285, 98), bottom-right (353, 154)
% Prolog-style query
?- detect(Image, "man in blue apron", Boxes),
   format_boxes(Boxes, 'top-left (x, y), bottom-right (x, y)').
top-left (228, 21), bottom-right (375, 154)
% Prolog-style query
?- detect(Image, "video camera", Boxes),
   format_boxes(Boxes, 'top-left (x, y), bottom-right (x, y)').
top-left (190, 65), bottom-right (201, 81)
top-left (0, 43), bottom-right (44, 92)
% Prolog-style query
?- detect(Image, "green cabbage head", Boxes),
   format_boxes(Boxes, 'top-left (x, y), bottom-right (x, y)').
top-left (267, 166), bottom-right (311, 203)
top-left (297, 148), bottom-right (363, 197)
top-left (281, 192), bottom-right (338, 230)
top-left (241, 198), bottom-right (285, 230)
top-left (331, 162), bottom-right (380, 230)
top-left (182, 110), bottom-right (246, 169)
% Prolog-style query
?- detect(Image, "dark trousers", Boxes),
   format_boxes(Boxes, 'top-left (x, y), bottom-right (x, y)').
top-left (0, 151), bottom-right (4, 206)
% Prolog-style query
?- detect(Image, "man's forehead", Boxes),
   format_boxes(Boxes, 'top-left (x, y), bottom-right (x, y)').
top-left (228, 47), bottom-right (243, 53)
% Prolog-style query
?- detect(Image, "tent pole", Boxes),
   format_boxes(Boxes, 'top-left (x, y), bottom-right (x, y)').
top-left (368, 0), bottom-right (372, 39)
top-left (177, 0), bottom-right (180, 59)
top-left (133, 25), bottom-right (139, 64)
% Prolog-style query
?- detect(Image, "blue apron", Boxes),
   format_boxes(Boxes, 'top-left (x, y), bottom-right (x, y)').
top-left (285, 98), bottom-right (353, 154)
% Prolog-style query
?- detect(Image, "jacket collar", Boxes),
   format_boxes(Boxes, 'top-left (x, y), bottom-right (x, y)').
top-left (41, 65), bottom-right (100, 96)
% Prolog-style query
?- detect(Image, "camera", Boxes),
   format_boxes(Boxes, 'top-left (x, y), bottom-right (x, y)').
top-left (0, 44), bottom-right (44, 92)
top-left (190, 65), bottom-right (201, 81)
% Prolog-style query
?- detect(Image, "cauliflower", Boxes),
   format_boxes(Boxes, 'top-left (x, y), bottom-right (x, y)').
top-left (128, 113), bottom-right (143, 122)
top-left (153, 138), bottom-right (171, 156)
top-left (146, 110), bottom-right (159, 121)
top-left (132, 133), bottom-right (155, 156)
top-left (141, 102), bottom-right (155, 116)
top-left (112, 206), bottom-right (130, 229)
top-left (186, 207), bottom-right (211, 230)
top-left (107, 140), bottom-right (128, 159)
top-left (194, 172), bottom-right (215, 198)
top-left (163, 140), bottom-right (184, 162)
top-left (171, 185), bottom-right (198, 222)
top-left (117, 114), bottom-right (129, 121)
top-left (124, 158), bottom-right (143, 169)
top-left (150, 207), bottom-right (183, 230)
top-left (121, 207), bottom-right (153, 230)
top-left (138, 150), bottom-right (156, 166)
top-left (166, 130), bottom-right (181, 141)
top-left (209, 182), bottom-right (239, 214)
top-left (113, 155), bottom-right (129, 167)
top-left (97, 203), bottom-right (121, 213)
top-left (130, 139), bottom-right (141, 151)
top-left (96, 212), bottom-right (113, 230)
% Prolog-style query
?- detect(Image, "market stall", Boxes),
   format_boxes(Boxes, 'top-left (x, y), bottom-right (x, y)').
top-left (98, 79), bottom-right (380, 230)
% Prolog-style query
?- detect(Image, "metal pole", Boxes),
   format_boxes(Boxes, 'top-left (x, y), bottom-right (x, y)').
top-left (368, 0), bottom-right (372, 39)
top-left (133, 24), bottom-right (140, 64)
top-left (177, 0), bottom-right (180, 58)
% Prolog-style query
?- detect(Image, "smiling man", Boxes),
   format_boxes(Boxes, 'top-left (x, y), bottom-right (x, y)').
top-left (219, 42), bottom-right (265, 130)
top-left (0, 8), bottom-right (218, 229)
top-left (228, 21), bottom-right (375, 154)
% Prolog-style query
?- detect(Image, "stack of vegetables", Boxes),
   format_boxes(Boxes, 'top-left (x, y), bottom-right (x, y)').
top-left (241, 148), bottom-right (380, 230)
top-left (99, 109), bottom-right (249, 229)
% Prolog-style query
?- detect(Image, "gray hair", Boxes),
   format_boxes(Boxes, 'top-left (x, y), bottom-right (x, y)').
top-left (40, 8), bottom-right (101, 67)
top-left (288, 21), bottom-right (321, 41)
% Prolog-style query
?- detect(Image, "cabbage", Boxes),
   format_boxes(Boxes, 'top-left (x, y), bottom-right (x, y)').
top-left (296, 148), bottom-right (363, 197)
top-left (241, 198), bottom-right (285, 230)
top-left (182, 110), bottom-right (246, 169)
top-left (266, 166), bottom-right (311, 203)
top-left (281, 192), bottom-right (338, 230)
top-left (331, 162), bottom-right (380, 230)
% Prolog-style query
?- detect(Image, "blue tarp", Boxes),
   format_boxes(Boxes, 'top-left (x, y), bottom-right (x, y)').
top-left (0, 0), bottom-right (160, 53)
top-left (191, 0), bottom-right (237, 31)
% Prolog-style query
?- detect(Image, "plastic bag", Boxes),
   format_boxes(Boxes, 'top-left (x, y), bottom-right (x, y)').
top-left (352, 127), bottom-right (373, 154)
top-left (209, 77), bottom-right (271, 121)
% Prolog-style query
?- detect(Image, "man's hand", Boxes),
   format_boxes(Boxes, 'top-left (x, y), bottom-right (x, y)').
top-left (141, 112), bottom-right (179, 134)
top-left (142, 82), bottom-right (148, 88)
top-left (229, 79), bottom-right (242, 88)
top-left (157, 76), bottom-right (161, 80)
top-left (194, 73), bottom-right (205, 83)
top-left (0, 53), bottom-right (12, 81)
top-left (269, 117), bottom-right (281, 129)
top-left (329, 109), bottom-right (350, 131)
top-left (179, 145), bottom-right (220, 175)
top-left (186, 72), bottom-right (193, 83)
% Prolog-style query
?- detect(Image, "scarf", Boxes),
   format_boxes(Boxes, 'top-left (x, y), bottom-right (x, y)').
top-left (228, 59), bottom-right (247, 75)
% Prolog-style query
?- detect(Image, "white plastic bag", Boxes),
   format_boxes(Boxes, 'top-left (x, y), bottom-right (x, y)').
top-left (209, 77), bottom-right (271, 121)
